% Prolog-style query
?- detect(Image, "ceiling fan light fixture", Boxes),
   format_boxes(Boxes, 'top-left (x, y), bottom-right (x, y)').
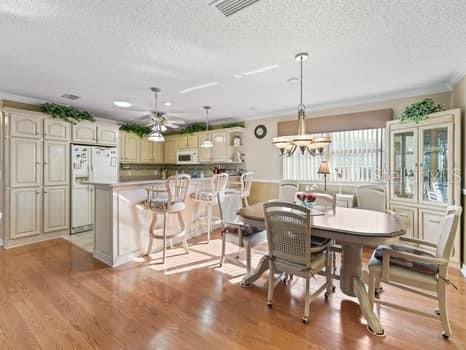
top-left (148, 130), bottom-right (165, 142)
top-left (200, 139), bottom-right (213, 148)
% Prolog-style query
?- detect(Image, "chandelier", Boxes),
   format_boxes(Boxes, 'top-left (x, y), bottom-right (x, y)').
top-left (272, 53), bottom-right (331, 156)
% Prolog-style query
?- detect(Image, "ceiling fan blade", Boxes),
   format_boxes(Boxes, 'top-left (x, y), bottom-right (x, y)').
top-left (164, 117), bottom-right (186, 125)
top-left (160, 125), bottom-right (168, 132)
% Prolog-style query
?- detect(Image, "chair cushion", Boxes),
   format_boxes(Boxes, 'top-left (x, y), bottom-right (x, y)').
top-left (372, 244), bottom-right (439, 276)
top-left (191, 191), bottom-right (214, 201)
top-left (222, 224), bottom-right (262, 237)
top-left (147, 199), bottom-right (185, 212)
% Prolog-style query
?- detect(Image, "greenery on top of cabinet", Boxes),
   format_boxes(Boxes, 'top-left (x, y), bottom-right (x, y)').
top-left (180, 122), bottom-right (207, 134)
top-left (119, 123), bottom-right (152, 138)
top-left (400, 98), bottom-right (444, 123)
top-left (40, 103), bottom-right (96, 124)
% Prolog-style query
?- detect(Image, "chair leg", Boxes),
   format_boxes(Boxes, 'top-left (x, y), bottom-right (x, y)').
top-left (325, 249), bottom-right (333, 296)
top-left (267, 261), bottom-right (274, 307)
top-left (244, 239), bottom-right (252, 274)
top-left (177, 212), bottom-right (189, 254)
top-left (368, 270), bottom-right (377, 309)
top-left (169, 239), bottom-right (174, 249)
top-left (206, 204), bottom-right (212, 242)
top-left (303, 276), bottom-right (311, 323)
top-left (162, 213), bottom-right (167, 264)
top-left (437, 279), bottom-right (452, 338)
top-left (219, 234), bottom-right (226, 267)
top-left (145, 212), bottom-right (157, 256)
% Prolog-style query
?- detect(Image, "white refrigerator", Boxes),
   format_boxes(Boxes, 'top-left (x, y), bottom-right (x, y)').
top-left (71, 145), bottom-right (118, 234)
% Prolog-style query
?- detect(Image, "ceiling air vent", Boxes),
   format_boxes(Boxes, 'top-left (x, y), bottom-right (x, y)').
top-left (210, 0), bottom-right (261, 17)
top-left (61, 93), bottom-right (80, 100)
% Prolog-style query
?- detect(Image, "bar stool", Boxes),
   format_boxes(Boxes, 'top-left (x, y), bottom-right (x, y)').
top-left (144, 174), bottom-right (191, 264)
top-left (191, 173), bottom-right (229, 242)
top-left (239, 172), bottom-right (254, 207)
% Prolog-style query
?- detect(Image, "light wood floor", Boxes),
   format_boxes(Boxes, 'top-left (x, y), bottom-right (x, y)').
top-left (0, 235), bottom-right (465, 350)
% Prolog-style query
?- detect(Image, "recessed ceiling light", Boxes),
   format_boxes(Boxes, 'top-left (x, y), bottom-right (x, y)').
top-left (113, 101), bottom-right (132, 108)
top-left (235, 64), bottom-right (279, 78)
top-left (179, 82), bottom-right (220, 94)
top-left (163, 101), bottom-right (172, 106)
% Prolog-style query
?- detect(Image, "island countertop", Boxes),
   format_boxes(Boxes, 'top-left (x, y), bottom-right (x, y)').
top-left (86, 177), bottom-right (215, 188)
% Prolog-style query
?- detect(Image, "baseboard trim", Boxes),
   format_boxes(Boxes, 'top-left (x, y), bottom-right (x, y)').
top-left (461, 265), bottom-right (466, 278)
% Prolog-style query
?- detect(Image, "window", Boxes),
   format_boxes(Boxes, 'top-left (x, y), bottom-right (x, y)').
top-left (283, 128), bottom-right (385, 182)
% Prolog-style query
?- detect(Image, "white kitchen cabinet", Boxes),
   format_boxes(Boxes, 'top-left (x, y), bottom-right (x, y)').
top-left (44, 118), bottom-right (71, 141)
top-left (140, 138), bottom-right (154, 163)
top-left (9, 188), bottom-right (42, 239)
top-left (44, 186), bottom-right (69, 232)
top-left (152, 142), bottom-right (164, 163)
top-left (44, 141), bottom-right (69, 186)
top-left (97, 124), bottom-right (119, 146)
top-left (122, 132), bottom-right (140, 163)
top-left (72, 121), bottom-right (97, 144)
top-left (164, 137), bottom-right (178, 164)
top-left (10, 137), bottom-right (42, 188)
top-left (211, 131), bottom-right (228, 162)
top-left (8, 111), bottom-right (43, 139)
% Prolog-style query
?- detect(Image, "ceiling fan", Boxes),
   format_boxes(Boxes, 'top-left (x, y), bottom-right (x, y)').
top-left (135, 87), bottom-right (186, 134)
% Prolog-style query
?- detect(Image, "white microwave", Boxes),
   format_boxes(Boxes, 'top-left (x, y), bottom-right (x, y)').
top-left (176, 149), bottom-right (199, 164)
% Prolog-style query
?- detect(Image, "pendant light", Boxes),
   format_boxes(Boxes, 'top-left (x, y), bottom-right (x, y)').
top-left (272, 52), bottom-right (331, 156)
top-left (148, 122), bottom-right (165, 142)
top-left (200, 106), bottom-right (213, 148)
top-left (147, 87), bottom-right (165, 142)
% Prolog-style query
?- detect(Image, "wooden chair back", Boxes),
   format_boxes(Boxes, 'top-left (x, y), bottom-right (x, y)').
top-left (357, 185), bottom-right (385, 212)
top-left (313, 192), bottom-right (336, 212)
top-left (263, 201), bottom-right (312, 269)
top-left (436, 206), bottom-right (462, 260)
top-left (240, 172), bottom-right (254, 198)
top-left (278, 181), bottom-right (299, 202)
top-left (166, 174), bottom-right (191, 204)
top-left (211, 173), bottom-right (229, 195)
top-left (217, 190), bottom-right (242, 225)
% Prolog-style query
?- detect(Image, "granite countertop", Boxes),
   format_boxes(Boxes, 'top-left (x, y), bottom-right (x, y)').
top-left (86, 177), bottom-right (214, 188)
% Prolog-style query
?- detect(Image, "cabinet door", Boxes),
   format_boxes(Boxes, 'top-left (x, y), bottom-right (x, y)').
top-left (164, 138), bottom-right (178, 163)
top-left (44, 186), bottom-right (69, 232)
top-left (140, 138), bottom-right (154, 163)
top-left (97, 124), bottom-right (119, 146)
top-left (10, 138), bottom-right (42, 187)
top-left (211, 131), bottom-right (228, 162)
top-left (390, 204), bottom-right (418, 238)
top-left (119, 132), bottom-right (126, 162)
top-left (390, 128), bottom-right (418, 203)
top-left (44, 141), bottom-right (69, 186)
top-left (9, 188), bottom-right (41, 239)
top-left (9, 112), bottom-right (43, 139)
top-left (44, 118), bottom-right (71, 141)
top-left (198, 134), bottom-right (212, 162)
top-left (418, 123), bottom-right (453, 206)
top-left (187, 135), bottom-right (198, 148)
top-left (71, 186), bottom-right (94, 229)
top-left (72, 122), bottom-right (97, 144)
top-left (152, 142), bottom-right (164, 163)
top-left (123, 132), bottom-right (140, 163)
top-left (419, 209), bottom-right (444, 244)
top-left (175, 136), bottom-right (188, 149)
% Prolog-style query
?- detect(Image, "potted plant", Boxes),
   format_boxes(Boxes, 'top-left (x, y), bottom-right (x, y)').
top-left (399, 98), bottom-right (444, 123)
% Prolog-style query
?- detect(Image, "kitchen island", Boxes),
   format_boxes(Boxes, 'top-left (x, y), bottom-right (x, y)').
top-left (90, 177), bottom-right (218, 267)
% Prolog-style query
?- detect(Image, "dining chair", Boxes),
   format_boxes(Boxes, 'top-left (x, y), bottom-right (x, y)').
top-left (217, 190), bottom-right (266, 273)
top-left (263, 201), bottom-right (333, 323)
top-left (313, 192), bottom-right (336, 213)
top-left (368, 206), bottom-right (462, 338)
top-left (240, 172), bottom-right (254, 207)
top-left (278, 181), bottom-right (299, 202)
top-left (357, 185), bottom-right (386, 212)
top-left (191, 173), bottom-right (229, 242)
top-left (144, 174), bottom-right (191, 264)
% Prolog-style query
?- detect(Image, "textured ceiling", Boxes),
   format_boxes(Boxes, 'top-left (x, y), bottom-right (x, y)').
top-left (1, 0), bottom-right (466, 122)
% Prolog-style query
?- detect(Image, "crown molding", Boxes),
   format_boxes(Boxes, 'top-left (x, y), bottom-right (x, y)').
top-left (237, 82), bottom-right (452, 123)
top-left (446, 62), bottom-right (466, 89)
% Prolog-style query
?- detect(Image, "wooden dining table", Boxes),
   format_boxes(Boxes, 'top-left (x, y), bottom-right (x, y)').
top-left (239, 202), bottom-right (405, 336)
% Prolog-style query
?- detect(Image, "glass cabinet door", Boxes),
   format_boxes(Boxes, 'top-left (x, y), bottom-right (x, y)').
top-left (419, 124), bottom-right (452, 204)
top-left (390, 129), bottom-right (417, 202)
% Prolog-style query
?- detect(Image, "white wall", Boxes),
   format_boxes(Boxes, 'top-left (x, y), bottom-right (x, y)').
top-left (244, 91), bottom-right (452, 180)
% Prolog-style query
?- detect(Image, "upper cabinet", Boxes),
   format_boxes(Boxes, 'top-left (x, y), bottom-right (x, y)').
top-left (211, 131), bottom-right (228, 162)
top-left (44, 118), bottom-right (71, 141)
top-left (10, 137), bottom-right (43, 188)
top-left (7, 111), bottom-right (43, 139)
top-left (120, 131), bottom-right (140, 163)
top-left (97, 124), bottom-right (119, 146)
top-left (72, 121), bottom-right (97, 144)
top-left (72, 121), bottom-right (119, 146)
top-left (164, 137), bottom-right (178, 164)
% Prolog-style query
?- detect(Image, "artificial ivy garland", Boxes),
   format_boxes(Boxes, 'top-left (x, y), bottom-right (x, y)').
top-left (400, 98), bottom-right (444, 123)
top-left (40, 103), bottom-right (96, 124)
top-left (119, 123), bottom-right (153, 138)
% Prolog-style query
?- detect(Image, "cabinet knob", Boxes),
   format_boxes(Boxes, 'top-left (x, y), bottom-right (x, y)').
top-left (36, 191), bottom-right (40, 194)
top-left (36, 161), bottom-right (41, 165)
top-left (43, 161), bottom-right (48, 165)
